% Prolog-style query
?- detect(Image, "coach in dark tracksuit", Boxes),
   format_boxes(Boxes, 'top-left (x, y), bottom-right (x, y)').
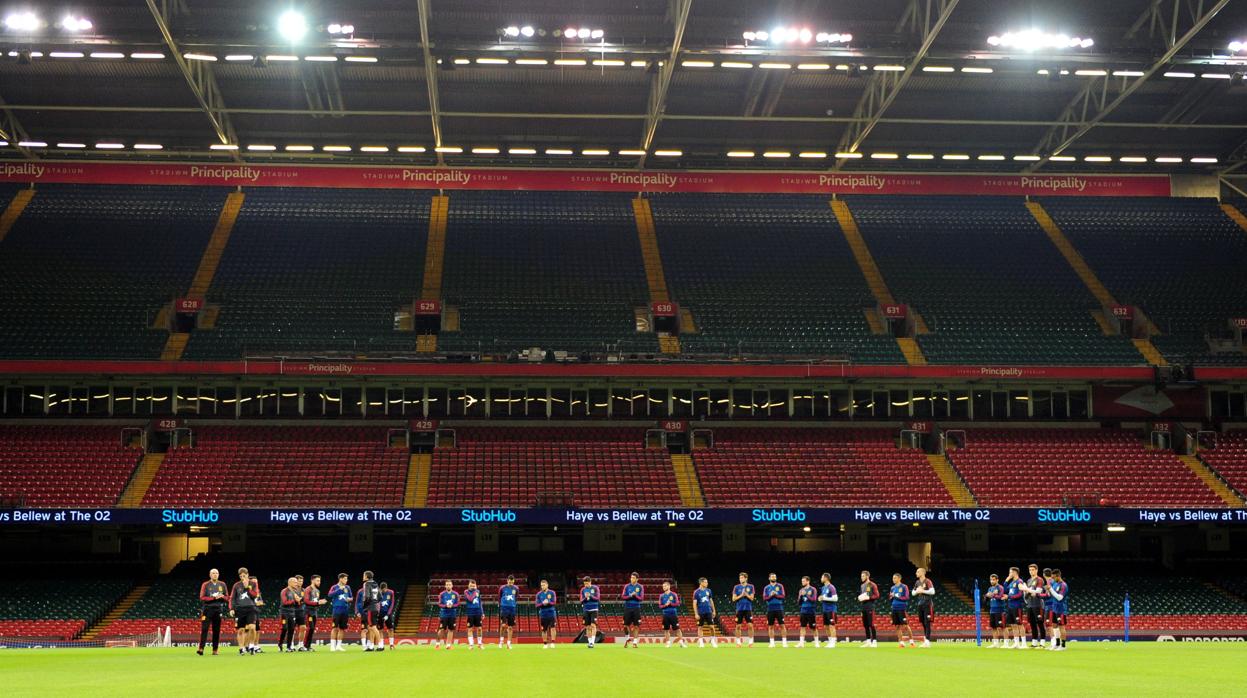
top-left (198, 568), bottom-right (228, 655)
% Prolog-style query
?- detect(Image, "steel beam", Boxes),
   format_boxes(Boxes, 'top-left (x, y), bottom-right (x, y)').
top-left (0, 91), bottom-right (37, 160)
top-left (416, 0), bottom-right (444, 165)
top-left (637, 0), bottom-right (693, 167)
top-left (144, 0), bottom-right (237, 150)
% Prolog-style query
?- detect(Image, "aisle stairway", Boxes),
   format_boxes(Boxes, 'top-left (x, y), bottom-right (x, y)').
top-left (1181, 455), bottom-right (1246, 507)
top-left (80, 582), bottom-right (150, 641)
top-left (0, 188), bottom-right (35, 243)
top-left (404, 453), bottom-right (432, 508)
top-left (393, 583), bottom-right (427, 636)
top-left (671, 453), bottom-right (706, 507)
top-left (926, 454), bottom-right (977, 507)
top-left (1222, 203), bottom-right (1247, 234)
top-left (633, 197), bottom-right (681, 354)
top-left (161, 191), bottom-right (244, 361)
top-left (117, 453), bottom-right (166, 508)
top-left (831, 199), bottom-right (927, 365)
top-left (416, 195), bottom-right (449, 353)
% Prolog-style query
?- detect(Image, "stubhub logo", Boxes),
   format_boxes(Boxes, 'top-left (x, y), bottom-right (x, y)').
top-left (461, 509), bottom-right (517, 523)
top-left (162, 509), bottom-right (219, 523)
top-left (752, 508), bottom-right (807, 523)
top-left (1036, 508), bottom-right (1091, 523)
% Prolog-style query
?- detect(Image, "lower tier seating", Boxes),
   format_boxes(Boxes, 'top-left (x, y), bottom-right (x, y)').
top-left (1200, 431), bottom-right (1247, 497)
top-left (695, 428), bottom-right (953, 507)
top-left (0, 577), bottom-right (133, 640)
top-left (427, 427), bottom-right (681, 507)
top-left (950, 429), bottom-right (1223, 507)
top-left (0, 425), bottom-right (140, 507)
top-left (141, 426), bottom-right (408, 507)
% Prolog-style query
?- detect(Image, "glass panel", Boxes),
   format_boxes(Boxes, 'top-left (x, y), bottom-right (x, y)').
top-left (671, 389), bottom-right (693, 418)
top-left (89, 386), bottom-right (110, 415)
top-left (931, 390), bottom-right (949, 419)
top-left (912, 390), bottom-right (933, 418)
top-left (70, 386), bottom-right (89, 415)
top-left (387, 388), bottom-right (405, 416)
top-left (550, 388), bottom-right (571, 419)
top-left (889, 390), bottom-right (911, 418)
top-left (708, 389), bottom-right (730, 418)
top-left (692, 390), bottom-right (710, 419)
top-left (1230, 392), bottom-right (1246, 419)
top-left (830, 389), bottom-right (851, 419)
top-left (465, 387), bottom-right (487, 418)
top-left (949, 390), bottom-right (969, 419)
top-left (588, 389), bottom-right (609, 419)
top-left (767, 389), bottom-right (789, 418)
top-left (404, 387), bottom-right (424, 417)
top-left (852, 389), bottom-right (873, 418)
top-left (610, 389), bottom-right (631, 417)
top-left (280, 387), bottom-right (301, 416)
top-left (342, 387), bottom-right (363, 418)
top-left (648, 388), bottom-right (669, 419)
top-left (424, 387), bottom-right (445, 419)
top-left (972, 390), bottom-right (991, 420)
top-left (175, 386), bottom-right (197, 415)
top-left (258, 387), bottom-right (279, 417)
top-left (567, 389), bottom-right (587, 419)
top-left (46, 386), bottom-right (69, 415)
top-left (152, 386), bottom-right (174, 416)
top-left (1052, 391), bottom-right (1068, 419)
top-left (526, 388), bottom-right (547, 419)
top-left (1009, 390), bottom-right (1029, 418)
top-left (732, 389), bottom-right (753, 418)
top-left (1032, 390), bottom-right (1052, 419)
top-left (991, 391), bottom-right (1008, 419)
top-left (237, 387), bottom-right (260, 417)
top-left (1068, 389), bottom-right (1088, 419)
top-left (792, 388), bottom-right (814, 418)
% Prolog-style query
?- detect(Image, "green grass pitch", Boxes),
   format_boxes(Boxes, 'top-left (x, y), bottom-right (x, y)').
top-left (2, 643), bottom-right (1245, 697)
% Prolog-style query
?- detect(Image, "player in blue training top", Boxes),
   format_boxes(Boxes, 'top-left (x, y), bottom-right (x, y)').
top-left (1005, 567), bottom-right (1026, 649)
top-left (580, 576), bottom-right (601, 649)
top-left (763, 572), bottom-right (787, 648)
top-left (732, 572), bottom-right (756, 646)
top-left (1047, 569), bottom-right (1069, 651)
top-left (818, 572), bottom-right (839, 648)
top-left (796, 576), bottom-right (819, 647)
top-left (497, 574), bottom-right (519, 649)
top-left (536, 579), bottom-right (558, 649)
top-left (620, 572), bottom-right (644, 648)
top-left (659, 580), bottom-right (687, 647)
top-left (693, 577), bottom-right (718, 647)
top-left (435, 580), bottom-right (460, 650)
top-left (986, 573), bottom-right (1007, 648)
top-left (327, 572), bottom-right (352, 652)
top-left (888, 573), bottom-right (915, 648)
top-left (463, 580), bottom-right (484, 650)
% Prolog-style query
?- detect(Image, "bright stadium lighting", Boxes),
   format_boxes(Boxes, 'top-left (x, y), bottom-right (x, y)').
top-left (1163, 71), bottom-right (1196, 78)
top-left (225, 54), bottom-right (255, 61)
top-left (434, 146), bottom-right (462, 153)
top-left (1229, 40), bottom-right (1245, 52)
top-left (56, 142), bottom-right (86, 148)
top-left (130, 52), bottom-right (165, 59)
top-left (834, 152), bottom-right (863, 159)
top-left (48, 51), bottom-right (84, 58)
top-left (1201, 72), bottom-right (1232, 79)
top-left (545, 148), bottom-right (573, 155)
top-left (682, 60), bottom-right (714, 68)
top-left (471, 147), bottom-right (500, 154)
top-left (17, 140), bottom-right (46, 147)
top-left (653, 149), bottom-right (683, 157)
top-left (133, 143), bottom-right (163, 150)
top-left (322, 145), bottom-right (352, 152)
top-left (591, 29), bottom-right (604, 39)
top-left (1013, 154), bottom-right (1042, 161)
top-left (726, 150), bottom-right (755, 158)
top-left (1112, 70), bottom-right (1145, 77)
top-left (508, 147), bottom-right (537, 155)
top-left (593, 59), bottom-right (624, 66)
top-left (618, 149), bottom-right (646, 156)
top-left (987, 30), bottom-right (1094, 50)
top-left (758, 62), bottom-right (791, 70)
top-left (1049, 155), bottom-right (1076, 162)
top-left (247, 144), bottom-right (276, 151)
top-left (515, 58), bottom-right (548, 65)
top-left (941, 153), bottom-right (969, 160)
top-left (475, 57), bottom-right (508, 65)
top-left (873, 64), bottom-right (905, 71)
top-left (581, 148), bottom-right (610, 156)
top-left (1083, 155), bottom-right (1112, 162)
top-left (798, 151), bottom-right (827, 159)
top-left (922, 65), bottom-right (955, 72)
top-left (977, 154), bottom-right (1005, 161)
top-left (1153, 156), bottom-right (1183, 163)
top-left (1190, 157), bottom-right (1218, 163)
top-left (58, 15), bottom-right (92, 32)
top-left (277, 10), bottom-right (308, 41)
top-left (961, 66), bottom-right (993, 73)
top-left (360, 146), bottom-right (390, 152)
top-left (503, 26), bottom-right (520, 37)
top-left (553, 58), bottom-right (586, 66)
top-left (4, 11), bottom-right (40, 32)
top-left (94, 142), bottom-right (125, 149)
top-left (577, 28), bottom-right (590, 39)
top-left (563, 28), bottom-right (577, 39)
top-left (906, 153), bottom-right (934, 160)
top-left (1119, 156), bottom-right (1148, 163)
top-left (722, 61), bottom-right (754, 69)
top-left (284, 145), bottom-right (314, 151)
top-left (209, 144), bottom-right (239, 150)
top-left (1106, 524), bottom-right (1126, 533)
top-left (630, 60), bottom-right (647, 67)
top-left (762, 151), bottom-right (791, 158)
top-left (396, 146), bottom-right (426, 153)
top-left (304, 55), bottom-right (338, 62)
top-left (871, 152), bottom-right (899, 159)
top-left (796, 63), bottom-right (830, 70)
top-left (1074, 69), bottom-right (1107, 76)
top-left (521, 25), bottom-right (535, 37)
top-left (266, 54), bottom-right (299, 61)
top-left (183, 53), bottom-right (217, 61)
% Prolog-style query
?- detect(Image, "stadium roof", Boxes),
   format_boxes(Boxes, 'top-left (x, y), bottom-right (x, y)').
top-left (1, 0), bottom-right (1246, 176)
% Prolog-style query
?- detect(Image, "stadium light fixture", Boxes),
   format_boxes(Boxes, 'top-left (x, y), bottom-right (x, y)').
top-left (802, 526), bottom-right (812, 533)
top-left (133, 143), bottom-right (162, 150)
top-left (758, 62), bottom-right (791, 70)
top-left (304, 55), bottom-right (338, 62)
top-left (544, 148), bottom-right (573, 155)
top-left (130, 52), bottom-right (165, 59)
top-left (56, 142), bottom-right (86, 148)
top-left (798, 151), bottom-right (827, 159)
top-left (17, 140), bottom-right (46, 147)
top-left (1048, 155), bottom-right (1076, 162)
top-left (726, 150), bottom-right (755, 158)
top-left (343, 55), bottom-right (377, 63)
top-left (266, 54), bottom-right (299, 61)
top-left (1074, 69), bottom-right (1106, 77)
top-left (630, 60), bottom-right (647, 68)
top-left (1083, 155), bottom-right (1112, 162)
top-left (1201, 72), bottom-right (1231, 79)
top-left (322, 145), bottom-right (352, 152)
top-left (1190, 157), bottom-right (1218, 163)
top-left (90, 52), bottom-right (125, 59)
top-left (906, 153), bottom-right (934, 160)
top-left (1111, 70), bottom-right (1145, 77)
top-left (618, 149), bottom-right (646, 156)
top-left (796, 63), bottom-right (830, 70)
top-left (246, 144), bottom-right (277, 151)
top-left (681, 60), bottom-right (714, 68)
top-left (961, 66), bottom-right (993, 74)
top-left (1163, 71), bottom-right (1196, 78)
top-left (941, 154), bottom-right (969, 160)
top-left (284, 145), bottom-right (314, 151)
top-left (183, 53), bottom-right (217, 61)
top-left (48, 51), bottom-right (84, 58)
top-left (278, 11), bottom-right (308, 41)
top-left (873, 64), bottom-right (905, 72)
top-left (581, 149), bottom-right (611, 156)
top-left (762, 151), bottom-right (791, 158)
top-left (987, 31), bottom-right (1093, 50)
top-left (1106, 524), bottom-right (1126, 533)
top-left (225, 54), bottom-right (255, 61)
top-left (397, 146), bottom-right (427, 153)
top-left (653, 149), bottom-right (683, 157)
top-left (515, 58), bottom-right (548, 65)
top-left (1228, 40), bottom-right (1244, 52)
top-left (94, 142), bottom-right (125, 149)
top-left (593, 59), bottom-right (625, 67)
top-left (870, 152), bottom-right (899, 159)
top-left (553, 58), bottom-right (586, 66)
top-left (3, 11), bottom-right (40, 32)
top-left (1153, 156), bottom-right (1183, 163)
top-left (922, 65), bottom-right (955, 72)
top-left (476, 57), bottom-right (508, 65)
top-left (471, 147), bottom-right (501, 154)
top-left (508, 147), bottom-right (537, 155)
top-left (58, 14), bottom-right (91, 32)
top-left (743, 28), bottom-right (849, 44)
top-left (1119, 156), bottom-right (1148, 163)
top-left (209, 144), bottom-right (239, 151)
top-left (360, 146), bottom-right (390, 153)
top-left (1013, 155), bottom-right (1041, 161)
top-left (326, 23), bottom-right (354, 35)
top-left (721, 61), bottom-right (754, 69)
top-left (434, 146), bottom-right (462, 153)
top-left (834, 152), bottom-right (863, 159)
top-left (977, 154), bottom-right (1005, 161)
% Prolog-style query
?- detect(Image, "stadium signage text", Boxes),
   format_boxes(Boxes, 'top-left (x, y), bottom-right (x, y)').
top-left (8, 507), bottom-right (1247, 526)
top-left (0, 161), bottom-right (1174, 197)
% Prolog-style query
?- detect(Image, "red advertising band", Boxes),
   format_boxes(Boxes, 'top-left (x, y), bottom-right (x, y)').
top-left (0, 161), bottom-right (1173, 197)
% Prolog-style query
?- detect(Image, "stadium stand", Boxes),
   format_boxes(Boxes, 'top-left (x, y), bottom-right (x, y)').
top-left (436, 191), bottom-right (657, 354)
top-left (182, 188), bottom-right (429, 359)
top-left (846, 196), bottom-right (1141, 365)
top-left (949, 429), bottom-right (1224, 507)
top-left (1041, 197), bottom-right (1247, 365)
top-left (1201, 431), bottom-right (1247, 498)
top-left (0, 577), bottom-right (133, 641)
top-left (0, 185), bottom-right (225, 359)
top-left (140, 426), bottom-right (407, 507)
top-left (694, 428), bottom-right (954, 507)
top-left (650, 194), bottom-right (901, 361)
top-left (0, 425), bottom-right (141, 507)
top-left (426, 427), bottom-right (680, 507)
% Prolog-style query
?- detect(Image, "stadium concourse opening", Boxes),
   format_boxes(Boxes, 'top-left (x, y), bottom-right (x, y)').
top-left (2, 0), bottom-right (1247, 693)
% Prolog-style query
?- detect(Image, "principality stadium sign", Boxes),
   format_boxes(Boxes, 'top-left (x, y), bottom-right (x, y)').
top-left (2, 506), bottom-right (1245, 526)
top-left (0, 161), bottom-right (1174, 197)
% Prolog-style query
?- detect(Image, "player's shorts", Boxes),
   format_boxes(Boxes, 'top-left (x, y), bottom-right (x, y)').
top-left (799, 612), bottom-right (817, 629)
top-left (890, 610), bottom-right (908, 626)
top-left (294, 608), bottom-right (307, 625)
top-left (439, 616), bottom-right (458, 631)
top-left (234, 606), bottom-right (258, 628)
top-left (201, 606), bottom-right (223, 622)
top-left (766, 610), bottom-right (784, 626)
top-left (1005, 607), bottom-right (1022, 625)
top-left (1050, 613), bottom-right (1067, 627)
top-left (623, 608), bottom-right (642, 626)
top-left (333, 612), bottom-right (350, 630)
top-left (989, 611), bottom-right (1004, 629)
top-left (822, 611), bottom-right (837, 626)
top-left (384, 614), bottom-right (397, 630)
top-left (539, 615), bottom-right (557, 631)
top-left (499, 611), bottom-right (517, 627)
top-left (467, 614), bottom-right (482, 629)
top-left (304, 607), bottom-right (318, 621)
top-left (582, 611), bottom-right (598, 627)
top-left (698, 612), bottom-right (715, 627)
top-left (662, 614), bottom-right (679, 631)
top-left (735, 610), bottom-right (752, 624)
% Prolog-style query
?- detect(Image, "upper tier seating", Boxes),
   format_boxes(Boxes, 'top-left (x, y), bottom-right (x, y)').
top-left (1200, 430), bottom-right (1247, 498)
top-left (437, 191), bottom-right (657, 354)
top-left (427, 427), bottom-right (680, 507)
top-left (950, 429), bottom-right (1223, 507)
top-left (0, 185), bottom-right (224, 359)
top-left (1041, 197), bottom-right (1247, 365)
top-left (694, 428), bottom-right (953, 507)
top-left (0, 425), bottom-right (140, 507)
top-left (651, 194), bottom-right (901, 361)
top-left (184, 188), bottom-right (428, 359)
top-left (846, 196), bottom-right (1141, 365)
top-left (141, 426), bottom-right (407, 507)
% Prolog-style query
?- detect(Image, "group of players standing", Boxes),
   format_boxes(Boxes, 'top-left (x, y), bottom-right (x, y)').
top-left (196, 565), bottom-right (1067, 652)
top-left (985, 565), bottom-right (1070, 651)
top-left (195, 567), bottom-right (400, 655)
